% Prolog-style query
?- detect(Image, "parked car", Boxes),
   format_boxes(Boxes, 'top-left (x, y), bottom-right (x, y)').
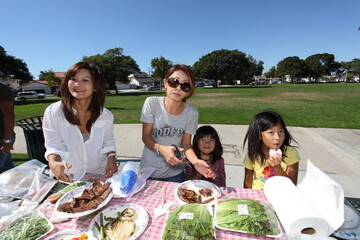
top-left (195, 82), bottom-right (205, 87)
top-left (147, 84), bottom-right (161, 91)
top-left (16, 91), bottom-right (46, 101)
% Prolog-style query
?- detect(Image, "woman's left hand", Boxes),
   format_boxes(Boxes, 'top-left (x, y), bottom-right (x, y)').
top-left (193, 159), bottom-right (217, 179)
top-left (105, 158), bottom-right (118, 178)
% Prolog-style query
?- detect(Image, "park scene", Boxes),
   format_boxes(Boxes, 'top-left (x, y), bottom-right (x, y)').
top-left (1, 1), bottom-right (360, 239)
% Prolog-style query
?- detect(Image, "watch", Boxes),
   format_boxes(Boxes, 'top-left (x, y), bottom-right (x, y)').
top-left (2, 139), bottom-right (12, 143)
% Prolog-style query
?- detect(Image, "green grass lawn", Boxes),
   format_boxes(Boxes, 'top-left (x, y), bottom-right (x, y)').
top-left (12, 153), bottom-right (30, 166)
top-left (14, 83), bottom-right (360, 129)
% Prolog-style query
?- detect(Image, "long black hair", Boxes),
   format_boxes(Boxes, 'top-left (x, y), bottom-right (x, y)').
top-left (60, 61), bottom-right (105, 132)
top-left (243, 110), bottom-right (297, 165)
top-left (193, 125), bottom-right (223, 162)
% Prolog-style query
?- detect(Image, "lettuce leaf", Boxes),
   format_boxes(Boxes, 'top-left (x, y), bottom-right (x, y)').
top-left (215, 198), bottom-right (275, 236)
top-left (162, 204), bottom-right (215, 240)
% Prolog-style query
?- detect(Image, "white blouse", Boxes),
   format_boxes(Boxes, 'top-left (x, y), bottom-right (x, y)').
top-left (43, 101), bottom-right (116, 180)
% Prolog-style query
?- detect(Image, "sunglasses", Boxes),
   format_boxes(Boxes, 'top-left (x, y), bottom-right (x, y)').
top-left (167, 77), bottom-right (191, 92)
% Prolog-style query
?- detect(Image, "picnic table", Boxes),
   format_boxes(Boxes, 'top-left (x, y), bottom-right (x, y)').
top-left (40, 173), bottom-right (276, 240)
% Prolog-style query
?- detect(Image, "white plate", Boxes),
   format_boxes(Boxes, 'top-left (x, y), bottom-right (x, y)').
top-left (332, 202), bottom-right (360, 239)
top-left (174, 180), bottom-right (222, 205)
top-left (54, 182), bottom-right (113, 218)
top-left (43, 229), bottom-right (89, 240)
top-left (214, 198), bottom-right (282, 238)
top-left (88, 203), bottom-right (149, 240)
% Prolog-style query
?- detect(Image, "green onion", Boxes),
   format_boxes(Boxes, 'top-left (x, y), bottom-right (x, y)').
top-left (0, 215), bottom-right (50, 240)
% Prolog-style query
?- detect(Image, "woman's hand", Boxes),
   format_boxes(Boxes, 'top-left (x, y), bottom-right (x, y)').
top-left (105, 158), bottom-right (118, 178)
top-left (161, 145), bottom-right (184, 166)
top-left (48, 154), bottom-right (74, 182)
top-left (193, 159), bottom-right (217, 179)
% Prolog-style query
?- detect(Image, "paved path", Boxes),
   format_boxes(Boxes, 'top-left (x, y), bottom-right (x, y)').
top-left (14, 124), bottom-right (360, 197)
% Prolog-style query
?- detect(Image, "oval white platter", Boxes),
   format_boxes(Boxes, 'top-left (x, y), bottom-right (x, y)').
top-left (88, 203), bottom-right (149, 240)
top-left (54, 182), bottom-right (113, 218)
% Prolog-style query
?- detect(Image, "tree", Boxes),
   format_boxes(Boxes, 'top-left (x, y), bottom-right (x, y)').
top-left (265, 66), bottom-right (277, 78)
top-left (276, 56), bottom-right (306, 82)
top-left (304, 53), bottom-right (337, 82)
top-left (247, 56), bottom-right (264, 78)
top-left (39, 69), bottom-right (62, 86)
top-left (83, 48), bottom-right (140, 94)
top-left (341, 58), bottom-right (360, 82)
top-left (193, 49), bottom-right (257, 85)
top-left (151, 56), bottom-right (173, 79)
top-left (0, 46), bottom-right (33, 82)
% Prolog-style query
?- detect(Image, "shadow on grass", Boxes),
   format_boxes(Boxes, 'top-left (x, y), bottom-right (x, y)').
top-left (106, 91), bottom-right (163, 97)
top-left (15, 98), bottom-right (59, 106)
top-left (106, 107), bottom-right (127, 111)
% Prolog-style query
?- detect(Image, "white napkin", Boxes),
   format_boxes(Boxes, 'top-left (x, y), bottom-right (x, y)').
top-left (154, 201), bottom-right (180, 218)
top-left (269, 149), bottom-right (282, 156)
top-left (264, 159), bottom-right (344, 240)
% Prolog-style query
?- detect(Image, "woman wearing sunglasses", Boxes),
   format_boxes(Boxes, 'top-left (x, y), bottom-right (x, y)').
top-left (140, 64), bottom-right (216, 182)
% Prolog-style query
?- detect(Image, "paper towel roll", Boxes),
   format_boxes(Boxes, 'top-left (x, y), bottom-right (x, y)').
top-left (264, 176), bottom-right (330, 240)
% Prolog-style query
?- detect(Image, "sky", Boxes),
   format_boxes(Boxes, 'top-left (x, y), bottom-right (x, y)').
top-left (1, 0), bottom-right (359, 79)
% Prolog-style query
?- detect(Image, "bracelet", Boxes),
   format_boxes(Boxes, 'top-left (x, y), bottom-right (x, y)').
top-left (156, 143), bottom-right (160, 155)
top-left (107, 153), bottom-right (116, 158)
top-left (2, 139), bottom-right (12, 144)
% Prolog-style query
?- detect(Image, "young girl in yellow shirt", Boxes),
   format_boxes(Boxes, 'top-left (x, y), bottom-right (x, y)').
top-left (243, 110), bottom-right (300, 189)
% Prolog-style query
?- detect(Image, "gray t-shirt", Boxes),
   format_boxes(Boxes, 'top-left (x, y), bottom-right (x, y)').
top-left (140, 96), bottom-right (198, 178)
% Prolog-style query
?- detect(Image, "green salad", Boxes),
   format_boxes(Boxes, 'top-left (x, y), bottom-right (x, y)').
top-left (162, 204), bottom-right (216, 240)
top-left (214, 198), bottom-right (278, 236)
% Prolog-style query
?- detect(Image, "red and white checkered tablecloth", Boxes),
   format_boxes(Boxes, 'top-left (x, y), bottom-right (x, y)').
top-left (40, 173), bottom-right (276, 240)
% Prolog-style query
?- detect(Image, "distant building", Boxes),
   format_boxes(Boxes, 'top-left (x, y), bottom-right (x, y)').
top-left (128, 72), bottom-right (159, 89)
top-left (19, 81), bottom-right (52, 94)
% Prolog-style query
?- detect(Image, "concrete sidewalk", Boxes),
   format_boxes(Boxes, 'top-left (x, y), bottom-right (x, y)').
top-left (14, 124), bottom-right (360, 197)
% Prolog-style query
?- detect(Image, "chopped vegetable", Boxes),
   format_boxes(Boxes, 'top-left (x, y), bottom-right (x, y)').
top-left (71, 233), bottom-right (88, 240)
top-left (58, 181), bottom-right (86, 196)
top-left (0, 214), bottom-right (51, 240)
top-left (215, 198), bottom-right (276, 236)
top-left (162, 204), bottom-right (215, 240)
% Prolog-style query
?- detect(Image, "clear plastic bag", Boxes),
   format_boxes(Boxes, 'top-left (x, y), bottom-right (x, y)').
top-left (0, 160), bottom-right (56, 200)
